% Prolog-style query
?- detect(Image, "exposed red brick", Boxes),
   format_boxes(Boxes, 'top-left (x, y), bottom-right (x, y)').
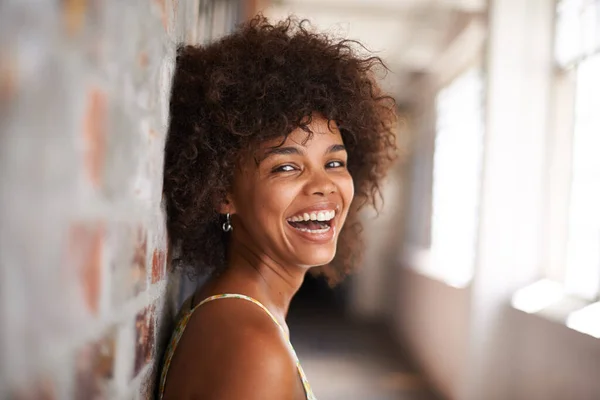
top-left (138, 51), bottom-right (149, 68)
top-left (68, 222), bottom-right (104, 315)
top-left (151, 248), bottom-right (166, 284)
top-left (154, 0), bottom-right (168, 31)
top-left (131, 226), bottom-right (148, 295)
top-left (134, 304), bottom-right (156, 377)
top-left (74, 329), bottom-right (116, 399)
top-left (62, 0), bottom-right (87, 36)
top-left (12, 377), bottom-right (56, 400)
top-left (83, 87), bottom-right (107, 188)
top-left (0, 56), bottom-right (18, 107)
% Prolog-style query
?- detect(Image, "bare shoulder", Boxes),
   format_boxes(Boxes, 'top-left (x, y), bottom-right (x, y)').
top-left (162, 298), bottom-right (298, 400)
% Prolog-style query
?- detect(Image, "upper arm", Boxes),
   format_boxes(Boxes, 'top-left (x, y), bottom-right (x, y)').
top-left (198, 326), bottom-right (298, 399)
top-left (164, 302), bottom-right (299, 400)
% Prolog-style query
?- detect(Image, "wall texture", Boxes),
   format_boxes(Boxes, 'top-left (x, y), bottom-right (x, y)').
top-left (0, 1), bottom-right (240, 399)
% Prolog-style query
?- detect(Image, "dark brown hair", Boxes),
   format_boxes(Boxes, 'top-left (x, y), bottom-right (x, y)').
top-left (163, 15), bottom-right (397, 285)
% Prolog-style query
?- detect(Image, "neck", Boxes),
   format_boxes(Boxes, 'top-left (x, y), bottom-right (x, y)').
top-left (217, 237), bottom-right (307, 320)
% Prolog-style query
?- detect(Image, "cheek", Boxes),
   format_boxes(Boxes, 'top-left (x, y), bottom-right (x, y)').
top-left (340, 173), bottom-right (355, 205)
top-left (231, 167), bottom-right (296, 234)
top-left (338, 174), bottom-right (355, 228)
top-left (248, 179), bottom-right (299, 223)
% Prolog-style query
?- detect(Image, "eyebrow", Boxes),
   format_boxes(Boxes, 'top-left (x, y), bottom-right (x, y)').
top-left (327, 144), bottom-right (346, 154)
top-left (263, 146), bottom-right (304, 158)
top-left (261, 143), bottom-right (346, 160)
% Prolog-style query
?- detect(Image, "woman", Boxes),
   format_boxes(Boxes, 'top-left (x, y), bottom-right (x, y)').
top-left (159, 15), bottom-right (396, 400)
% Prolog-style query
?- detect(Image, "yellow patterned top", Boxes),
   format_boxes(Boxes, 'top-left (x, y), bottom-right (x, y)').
top-left (158, 293), bottom-right (317, 400)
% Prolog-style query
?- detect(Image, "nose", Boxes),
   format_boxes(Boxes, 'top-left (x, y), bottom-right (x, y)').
top-left (304, 169), bottom-right (336, 196)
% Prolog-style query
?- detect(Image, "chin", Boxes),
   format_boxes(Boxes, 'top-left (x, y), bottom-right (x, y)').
top-left (294, 246), bottom-right (337, 268)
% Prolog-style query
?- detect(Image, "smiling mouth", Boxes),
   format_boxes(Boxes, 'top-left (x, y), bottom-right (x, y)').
top-left (286, 210), bottom-right (335, 234)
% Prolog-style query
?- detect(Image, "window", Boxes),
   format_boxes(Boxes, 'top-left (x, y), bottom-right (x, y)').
top-left (556, 0), bottom-right (600, 301)
top-left (555, 0), bottom-right (600, 67)
top-left (428, 67), bottom-right (485, 287)
top-left (512, 0), bottom-right (600, 335)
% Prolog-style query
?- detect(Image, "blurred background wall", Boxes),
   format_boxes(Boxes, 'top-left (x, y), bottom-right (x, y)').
top-left (1, 0), bottom-right (599, 399)
top-left (0, 1), bottom-right (247, 398)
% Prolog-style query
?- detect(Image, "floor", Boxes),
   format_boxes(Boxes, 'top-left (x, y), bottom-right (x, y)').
top-left (288, 278), bottom-right (441, 400)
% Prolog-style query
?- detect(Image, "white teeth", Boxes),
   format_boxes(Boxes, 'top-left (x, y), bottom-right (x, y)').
top-left (287, 210), bottom-right (336, 222)
top-left (294, 226), bottom-right (331, 234)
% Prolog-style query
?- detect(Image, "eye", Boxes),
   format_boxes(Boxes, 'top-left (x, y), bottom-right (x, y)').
top-left (272, 164), bottom-right (297, 173)
top-left (326, 160), bottom-right (346, 169)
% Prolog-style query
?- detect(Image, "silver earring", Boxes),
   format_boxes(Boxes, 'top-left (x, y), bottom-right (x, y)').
top-left (222, 213), bottom-right (232, 232)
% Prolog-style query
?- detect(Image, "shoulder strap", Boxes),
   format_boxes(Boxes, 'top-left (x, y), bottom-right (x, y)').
top-left (192, 293), bottom-right (286, 334)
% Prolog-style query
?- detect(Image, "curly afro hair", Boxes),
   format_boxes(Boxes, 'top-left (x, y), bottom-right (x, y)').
top-left (163, 15), bottom-right (397, 285)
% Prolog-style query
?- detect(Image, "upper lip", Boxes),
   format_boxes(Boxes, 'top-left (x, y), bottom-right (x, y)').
top-left (286, 202), bottom-right (340, 219)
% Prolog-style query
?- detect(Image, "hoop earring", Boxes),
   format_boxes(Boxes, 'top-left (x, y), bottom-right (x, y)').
top-left (222, 213), bottom-right (232, 232)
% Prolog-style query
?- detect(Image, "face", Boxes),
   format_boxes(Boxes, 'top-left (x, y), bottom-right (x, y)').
top-left (226, 116), bottom-right (354, 269)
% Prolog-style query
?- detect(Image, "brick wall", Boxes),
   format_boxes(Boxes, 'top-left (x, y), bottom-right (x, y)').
top-left (0, 1), bottom-right (242, 399)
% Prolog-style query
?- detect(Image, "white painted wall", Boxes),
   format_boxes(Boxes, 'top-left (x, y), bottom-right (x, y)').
top-left (394, 269), bottom-right (471, 398)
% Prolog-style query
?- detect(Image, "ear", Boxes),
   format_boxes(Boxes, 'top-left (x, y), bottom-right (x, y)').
top-left (217, 193), bottom-right (237, 215)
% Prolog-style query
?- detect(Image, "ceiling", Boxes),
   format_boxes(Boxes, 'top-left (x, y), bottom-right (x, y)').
top-left (263, 0), bottom-right (487, 102)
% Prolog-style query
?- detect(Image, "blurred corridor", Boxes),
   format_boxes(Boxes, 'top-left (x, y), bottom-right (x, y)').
top-left (1, 0), bottom-right (600, 399)
top-left (287, 275), bottom-right (441, 400)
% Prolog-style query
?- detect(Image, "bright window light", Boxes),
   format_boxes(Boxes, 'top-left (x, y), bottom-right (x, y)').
top-left (566, 301), bottom-right (600, 338)
top-left (555, 0), bottom-right (600, 66)
top-left (429, 68), bottom-right (485, 286)
top-left (512, 279), bottom-right (565, 314)
top-left (564, 53), bottom-right (600, 301)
